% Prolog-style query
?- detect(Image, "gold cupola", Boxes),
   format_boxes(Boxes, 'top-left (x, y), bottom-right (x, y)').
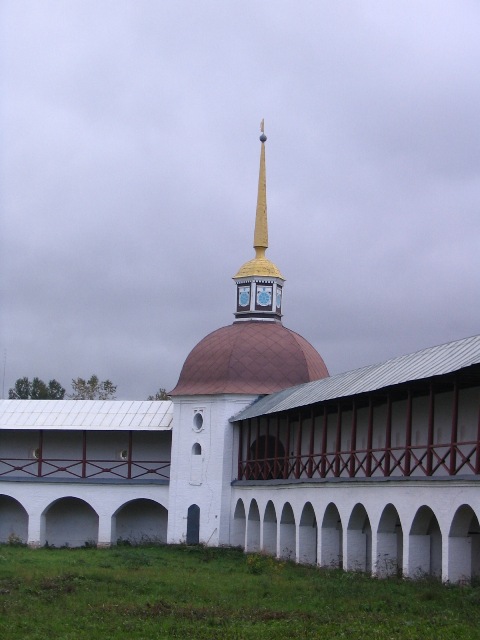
top-left (233, 122), bottom-right (285, 322)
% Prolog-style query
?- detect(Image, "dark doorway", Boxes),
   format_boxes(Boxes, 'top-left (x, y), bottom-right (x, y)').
top-left (186, 504), bottom-right (200, 544)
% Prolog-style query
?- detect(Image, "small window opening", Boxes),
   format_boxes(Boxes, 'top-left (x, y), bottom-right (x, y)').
top-left (193, 412), bottom-right (204, 431)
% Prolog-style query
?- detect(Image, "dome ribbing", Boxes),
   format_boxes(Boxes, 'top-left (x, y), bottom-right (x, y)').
top-left (170, 321), bottom-right (329, 396)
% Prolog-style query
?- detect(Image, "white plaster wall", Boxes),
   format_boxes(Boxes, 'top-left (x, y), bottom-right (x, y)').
top-left (0, 430), bottom-right (37, 457)
top-left (320, 525), bottom-right (342, 568)
top-left (279, 522), bottom-right (295, 560)
top-left (0, 496), bottom-right (28, 543)
top-left (246, 516), bottom-right (260, 552)
top-left (408, 535), bottom-right (431, 577)
top-left (132, 432), bottom-right (172, 460)
top-left (345, 530), bottom-right (367, 572)
top-left (167, 394), bottom-right (256, 546)
top-left (114, 499), bottom-right (168, 544)
top-left (298, 524), bottom-right (317, 564)
top-left (44, 498), bottom-right (99, 547)
top-left (0, 481), bottom-right (169, 546)
top-left (448, 536), bottom-right (472, 583)
top-left (231, 479), bottom-right (480, 582)
top-left (376, 532), bottom-right (398, 577)
top-left (43, 431), bottom-right (83, 457)
top-left (231, 502), bottom-right (246, 548)
top-left (0, 430), bottom-right (39, 477)
top-left (262, 519), bottom-right (277, 555)
top-left (472, 536), bottom-right (480, 578)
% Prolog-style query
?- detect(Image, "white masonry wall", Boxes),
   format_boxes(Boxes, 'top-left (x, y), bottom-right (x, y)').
top-left (231, 478), bottom-right (480, 582)
top-left (167, 393), bottom-right (257, 546)
top-left (0, 481), bottom-right (170, 547)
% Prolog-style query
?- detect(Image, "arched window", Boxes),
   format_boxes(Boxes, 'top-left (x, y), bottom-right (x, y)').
top-left (190, 443), bottom-right (203, 484)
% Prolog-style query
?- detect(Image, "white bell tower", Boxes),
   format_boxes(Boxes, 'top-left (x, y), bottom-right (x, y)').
top-left (167, 122), bottom-right (284, 546)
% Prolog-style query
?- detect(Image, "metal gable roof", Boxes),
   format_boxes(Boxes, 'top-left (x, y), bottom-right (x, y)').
top-left (0, 400), bottom-right (173, 431)
top-left (231, 334), bottom-right (480, 421)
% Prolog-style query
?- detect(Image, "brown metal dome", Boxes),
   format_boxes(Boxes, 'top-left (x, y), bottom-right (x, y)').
top-left (170, 321), bottom-right (329, 396)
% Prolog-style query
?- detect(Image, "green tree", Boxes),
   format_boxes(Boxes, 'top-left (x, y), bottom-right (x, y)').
top-left (8, 377), bottom-right (65, 399)
top-left (147, 387), bottom-right (170, 401)
top-left (69, 375), bottom-right (117, 400)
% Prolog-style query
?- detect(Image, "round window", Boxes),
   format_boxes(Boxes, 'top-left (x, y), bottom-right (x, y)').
top-left (193, 412), bottom-right (204, 431)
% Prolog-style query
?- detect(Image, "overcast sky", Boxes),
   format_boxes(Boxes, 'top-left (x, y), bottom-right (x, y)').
top-left (1, 1), bottom-right (479, 400)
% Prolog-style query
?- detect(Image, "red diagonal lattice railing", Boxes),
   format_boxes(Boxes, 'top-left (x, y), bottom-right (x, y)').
top-left (238, 439), bottom-right (480, 481)
top-left (0, 457), bottom-right (171, 481)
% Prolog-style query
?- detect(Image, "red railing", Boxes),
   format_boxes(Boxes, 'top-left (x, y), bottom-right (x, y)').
top-left (238, 440), bottom-right (479, 481)
top-left (0, 457), bottom-right (171, 481)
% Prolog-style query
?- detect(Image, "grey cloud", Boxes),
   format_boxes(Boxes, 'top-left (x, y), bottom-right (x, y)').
top-left (2, 1), bottom-right (480, 398)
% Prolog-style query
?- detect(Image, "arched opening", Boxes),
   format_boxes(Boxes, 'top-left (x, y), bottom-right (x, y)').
top-left (298, 502), bottom-right (317, 565)
top-left (448, 504), bottom-right (480, 583)
top-left (113, 499), bottom-right (168, 545)
top-left (248, 436), bottom-right (285, 479)
top-left (346, 503), bottom-right (372, 573)
top-left (231, 499), bottom-right (246, 548)
top-left (190, 443), bottom-right (203, 484)
top-left (186, 504), bottom-right (200, 544)
top-left (262, 501), bottom-right (277, 556)
top-left (321, 503), bottom-right (343, 569)
top-left (246, 500), bottom-right (260, 552)
top-left (279, 502), bottom-right (296, 560)
top-left (409, 506), bottom-right (442, 579)
top-left (43, 497), bottom-right (98, 548)
top-left (376, 503), bottom-right (403, 577)
top-left (0, 495), bottom-right (28, 544)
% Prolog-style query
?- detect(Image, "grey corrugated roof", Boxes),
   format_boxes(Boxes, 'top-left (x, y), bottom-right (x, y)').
top-left (0, 400), bottom-right (173, 430)
top-left (231, 334), bottom-right (480, 421)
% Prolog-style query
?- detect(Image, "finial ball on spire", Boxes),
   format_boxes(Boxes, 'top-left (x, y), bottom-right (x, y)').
top-left (259, 119), bottom-right (266, 142)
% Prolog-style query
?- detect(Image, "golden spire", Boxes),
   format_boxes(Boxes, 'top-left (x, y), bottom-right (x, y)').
top-left (253, 119), bottom-right (268, 253)
top-left (233, 121), bottom-right (284, 280)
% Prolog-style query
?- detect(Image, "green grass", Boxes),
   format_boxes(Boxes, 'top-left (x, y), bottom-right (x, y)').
top-left (0, 544), bottom-right (479, 639)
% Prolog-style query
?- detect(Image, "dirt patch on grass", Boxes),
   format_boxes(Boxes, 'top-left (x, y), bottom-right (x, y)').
top-left (110, 599), bottom-right (315, 624)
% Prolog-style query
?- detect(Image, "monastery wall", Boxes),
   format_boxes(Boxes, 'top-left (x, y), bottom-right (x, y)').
top-left (0, 482), bottom-right (169, 547)
top-left (231, 478), bottom-right (480, 583)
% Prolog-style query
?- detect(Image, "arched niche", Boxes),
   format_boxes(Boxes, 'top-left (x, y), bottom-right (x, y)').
top-left (376, 503), bottom-right (403, 577)
top-left (0, 495), bottom-right (28, 544)
top-left (42, 497), bottom-right (98, 548)
top-left (246, 500), bottom-right (260, 552)
top-left (408, 505), bottom-right (442, 579)
top-left (320, 502), bottom-right (343, 569)
top-left (298, 502), bottom-right (317, 565)
top-left (279, 502), bottom-right (296, 561)
top-left (346, 503), bottom-right (372, 573)
top-left (113, 498), bottom-right (168, 545)
top-left (262, 500), bottom-right (277, 556)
